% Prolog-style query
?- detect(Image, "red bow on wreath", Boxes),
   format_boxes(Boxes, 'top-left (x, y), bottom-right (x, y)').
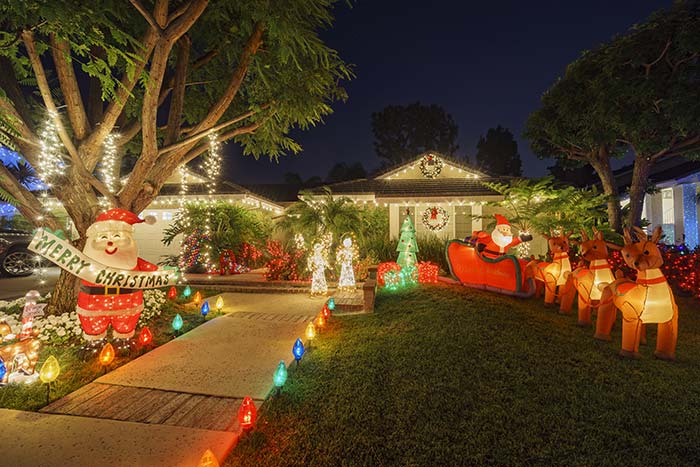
top-left (430, 208), bottom-right (438, 220)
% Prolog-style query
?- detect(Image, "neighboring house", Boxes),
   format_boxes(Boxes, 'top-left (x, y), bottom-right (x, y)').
top-left (616, 157), bottom-right (700, 248)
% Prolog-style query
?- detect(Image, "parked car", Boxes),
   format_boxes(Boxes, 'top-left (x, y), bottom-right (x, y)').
top-left (0, 229), bottom-right (37, 277)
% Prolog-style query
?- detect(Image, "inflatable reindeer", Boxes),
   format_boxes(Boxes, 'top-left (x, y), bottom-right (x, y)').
top-left (530, 231), bottom-right (572, 305)
top-left (594, 226), bottom-right (678, 360)
top-left (559, 227), bottom-right (618, 326)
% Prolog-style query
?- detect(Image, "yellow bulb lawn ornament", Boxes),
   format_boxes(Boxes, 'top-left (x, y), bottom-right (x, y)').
top-left (595, 226), bottom-right (678, 360)
top-left (558, 227), bottom-right (619, 326)
top-left (528, 231), bottom-right (572, 306)
top-left (215, 296), bottom-right (224, 312)
top-left (39, 355), bottom-right (60, 384)
top-left (196, 449), bottom-right (219, 467)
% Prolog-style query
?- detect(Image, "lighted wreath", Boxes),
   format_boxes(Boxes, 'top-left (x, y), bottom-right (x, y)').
top-left (419, 154), bottom-right (443, 178)
top-left (422, 206), bottom-right (449, 231)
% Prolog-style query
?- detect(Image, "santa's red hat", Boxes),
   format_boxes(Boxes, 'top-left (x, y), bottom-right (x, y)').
top-left (86, 208), bottom-right (155, 237)
top-left (494, 214), bottom-right (510, 227)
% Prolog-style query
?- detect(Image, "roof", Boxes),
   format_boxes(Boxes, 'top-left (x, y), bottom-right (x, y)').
top-left (372, 151), bottom-right (489, 179)
top-left (239, 184), bottom-right (304, 203)
top-left (309, 177), bottom-right (504, 198)
top-left (614, 156), bottom-right (700, 189)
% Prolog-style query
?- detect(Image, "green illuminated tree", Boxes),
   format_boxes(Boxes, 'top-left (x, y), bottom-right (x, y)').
top-left (396, 214), bottom-right (418, 269)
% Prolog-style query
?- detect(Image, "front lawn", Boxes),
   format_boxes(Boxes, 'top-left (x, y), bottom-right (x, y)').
top-left (226, 284), bottom-right (700, 466)
top-left (0, 287), bottom-right (223, 412)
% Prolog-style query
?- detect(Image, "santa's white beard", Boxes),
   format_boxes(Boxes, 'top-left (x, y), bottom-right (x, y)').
top-left (83, 237), bottom-right (138, 269)
top-left (492, 229), bottom-right (513, 248)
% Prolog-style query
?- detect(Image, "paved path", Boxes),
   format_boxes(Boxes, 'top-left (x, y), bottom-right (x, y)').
top-left (3, 292), bottom-right (326, 467)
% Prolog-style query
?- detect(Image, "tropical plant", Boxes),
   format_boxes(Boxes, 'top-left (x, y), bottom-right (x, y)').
top-left (162, 202), bottom-right (272, 259)
top-left (277, 187), bottom-right (361, 245)
top-left (477, 177), bottom-right (610, 237)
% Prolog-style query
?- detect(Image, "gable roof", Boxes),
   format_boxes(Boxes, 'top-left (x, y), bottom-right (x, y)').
top-left (373, 151), bottom-right (489, 180)
top-left (309, 177), bottom-right (502, 198)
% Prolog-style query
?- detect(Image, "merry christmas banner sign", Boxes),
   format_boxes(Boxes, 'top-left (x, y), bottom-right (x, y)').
top-left (28, 229), bottom-right (177, 288)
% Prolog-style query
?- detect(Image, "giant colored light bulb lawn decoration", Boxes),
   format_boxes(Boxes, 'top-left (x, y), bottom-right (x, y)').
top-left (292, 338), bottom-right (305, 364)
top-left (238, 396), bottom-right (257, 429)
top-left (193, 291), bottom-right (202, 306)
top-left (39, 355), bottom-right (60, 404)
top-left (99, 343), bottom-right (115, 371)
top-left (172, 314), bottom-right (184, 334)
top-left (0, 357), bottom-right (6, 383)
top-left (327, 297), bottom-right (335, 311)
top-left (305, 322), bottom-right (316, 341)
top-left (273, 360), bottom-right (287, 391)
top-left (183, 285), bottom-right (192, 298)
top-left (201, 301), bottom-right (210, 318)
top-left (215, 296), bottom-right (224, 312)
top-left (197, 449), bottom-right (219, 467)
top-left (316, 314), bottom-right (326, 329)
top-left (138, 327), bottom-right (153, 347)
top-left (321, 304), bottom-right (331, 320)
top-left (167, 286), bottom-right (177, 300)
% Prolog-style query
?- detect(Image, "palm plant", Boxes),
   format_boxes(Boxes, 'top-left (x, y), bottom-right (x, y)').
top-left (278, 187), bottom-right (361, 243)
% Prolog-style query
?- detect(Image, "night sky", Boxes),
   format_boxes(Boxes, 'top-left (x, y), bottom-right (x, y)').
top-left (224, 0), bottom-right (670, 185)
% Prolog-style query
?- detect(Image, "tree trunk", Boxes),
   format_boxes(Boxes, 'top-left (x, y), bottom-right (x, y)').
top-left (589, 148), bottom-right (622, 232)
top-left (46, 270), bottom-right (79, 316)
top-left (627, 156), bottom-right (652, 228)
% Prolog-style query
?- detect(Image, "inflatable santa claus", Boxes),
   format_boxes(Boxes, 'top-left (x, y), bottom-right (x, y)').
top-left (76, 208), bottom-right (157, 343)
top-left (472, 214), bottom-right (532, 258)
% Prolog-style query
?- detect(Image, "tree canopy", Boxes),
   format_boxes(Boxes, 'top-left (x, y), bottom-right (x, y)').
top-left (371, 102), bottom-right (458, 164)
top-left (525, 2), bottom-right (700, 229)
top-left (475, 126), bottom-right (522, 177)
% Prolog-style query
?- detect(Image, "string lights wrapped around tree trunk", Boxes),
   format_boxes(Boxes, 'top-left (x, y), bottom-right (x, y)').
top-left (177, 164), bottom-right (191, 279)
top-left (200, 133), bottom-right (222, 274)
top-left (98, 132), bottom-right (120, 211)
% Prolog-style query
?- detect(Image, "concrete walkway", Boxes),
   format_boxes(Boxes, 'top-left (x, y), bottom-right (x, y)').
top-left (2, 292), bottom-right (326, 467)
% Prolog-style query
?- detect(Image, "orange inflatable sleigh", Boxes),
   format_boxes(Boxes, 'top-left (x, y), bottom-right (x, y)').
top-left (445, 239), bottom-right (535, 298)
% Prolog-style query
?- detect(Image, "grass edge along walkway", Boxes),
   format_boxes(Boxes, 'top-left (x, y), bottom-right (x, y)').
top-left (225, 283), bottom-right (700, 467)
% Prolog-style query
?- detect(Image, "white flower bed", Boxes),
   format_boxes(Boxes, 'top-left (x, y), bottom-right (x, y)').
top-left (1, 289), bottom-right (167, 346)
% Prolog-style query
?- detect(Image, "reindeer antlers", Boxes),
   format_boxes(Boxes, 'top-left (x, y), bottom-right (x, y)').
top-left (580, 229), bottom-right (590, 242)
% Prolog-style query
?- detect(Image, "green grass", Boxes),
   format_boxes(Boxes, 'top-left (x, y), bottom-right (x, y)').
top-left (225, 284), bottom-right (700, 467)
top-left (0, 288), bottom-right (223, 412)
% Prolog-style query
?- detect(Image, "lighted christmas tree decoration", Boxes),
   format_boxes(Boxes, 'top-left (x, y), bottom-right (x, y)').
top-left (396, 214), bottom-right (419, 269)
top-left (238, 396), bottom-right (257, 429)
top-left (138, 327), bottom-right (153, 347)
top-left (168, 286), bottom-right (177, 300)
top-left (183, 285), bottom-right (192, 298)
top-left (293, 338), bottom-right (305, 363)
top-left (215, 296), bottom-right (224, 312)
top-left (193, 291), bottom-right (203, 306)
top-left (327, 297), bottom-right (335, 311)
top-left (336, 237), bottom-right (358, 291)
top-left (201, 301), bottom-right (210, 318)
top-left (172, 314), bottom-right (184, 333)
top-left (273, 360), bottom-right (288, 389)
top-left (196, 449), bottom-right (220, 467)
top-left (99, 343), bottom-right (116, 369)
top-left (308, 242), bottom-right (329, 296)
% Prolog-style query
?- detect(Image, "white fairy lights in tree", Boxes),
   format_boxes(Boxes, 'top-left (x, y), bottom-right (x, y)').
top-left (37, 110), bottom-right (66, 186)
top-left (336, 237), bottom-right (358, 291)
top-left (98, 133), bottom-right (119, 211)
top-left (199, 133), bottom-right (222, 273)
top-left (308, 242), bottom-right (329, 296)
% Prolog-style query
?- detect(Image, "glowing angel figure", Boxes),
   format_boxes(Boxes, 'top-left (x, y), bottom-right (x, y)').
top-left (308, 242), bottom-right (329, 296)
top-left (336, 237), bottom-right (358, 291)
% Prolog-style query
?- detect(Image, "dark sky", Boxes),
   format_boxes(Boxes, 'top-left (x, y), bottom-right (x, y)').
top-left (224, 0), bottom-right (670, 184)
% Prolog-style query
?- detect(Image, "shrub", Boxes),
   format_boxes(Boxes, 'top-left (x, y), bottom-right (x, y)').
top-left (264, 241), bottom-right (307, 281)
top-left (416, 235), bottom-right (449, 273)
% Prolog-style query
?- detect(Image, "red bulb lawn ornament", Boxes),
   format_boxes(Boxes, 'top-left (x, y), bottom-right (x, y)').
top-left (558, 227), bottom-right (619, 325)
top-left (238, 396), bottom-right (257, 429)
top-left (138, 327), bottom-right (153, 346)
top-left (321, 304), bottom-right (331, 320)
top-left (167, 286), bottom-right (177, 300)
top-left (595, 226), bottom-right (678, 360)
top-left (528, 231), bottom-right (572, 306)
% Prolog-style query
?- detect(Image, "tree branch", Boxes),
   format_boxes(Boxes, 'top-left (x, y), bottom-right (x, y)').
top-left (644, 39), bottom-right (672, 76)
top-left (164, 35), bottom-right (191, 145)
top-left (188, 22), bottom-right (264, 135)
top-left (129, 0), bottom-right (163, 33)
top-left (50, 34), bottom-right (91, 140)
top-left (158, 106), bottom-right (266, 156)
top-left (164, 0), bottom-right (209, 41)
top-left (0, 163), bottom-right (61, 230)
top-left (21, 30), bottom-right (80, 161)
top-left (0, 56), bottom-right (35, 128)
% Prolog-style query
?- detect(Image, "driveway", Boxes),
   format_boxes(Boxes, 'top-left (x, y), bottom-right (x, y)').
top-left (0, 267), bottom-right (59, 300)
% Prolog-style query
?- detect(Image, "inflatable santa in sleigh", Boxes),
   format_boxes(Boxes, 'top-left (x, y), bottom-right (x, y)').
top-left (445, 214), bottom-right (536, 297)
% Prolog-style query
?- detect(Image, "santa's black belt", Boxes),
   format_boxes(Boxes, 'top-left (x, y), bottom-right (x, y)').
top-left (80, 285), bottom-right (136, 295)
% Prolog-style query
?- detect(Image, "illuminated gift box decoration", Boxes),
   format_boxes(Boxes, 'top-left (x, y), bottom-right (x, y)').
top-left (377, 262), bottom-right (401, 287)
top-left (417, 261), bottom-right (439, 284)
